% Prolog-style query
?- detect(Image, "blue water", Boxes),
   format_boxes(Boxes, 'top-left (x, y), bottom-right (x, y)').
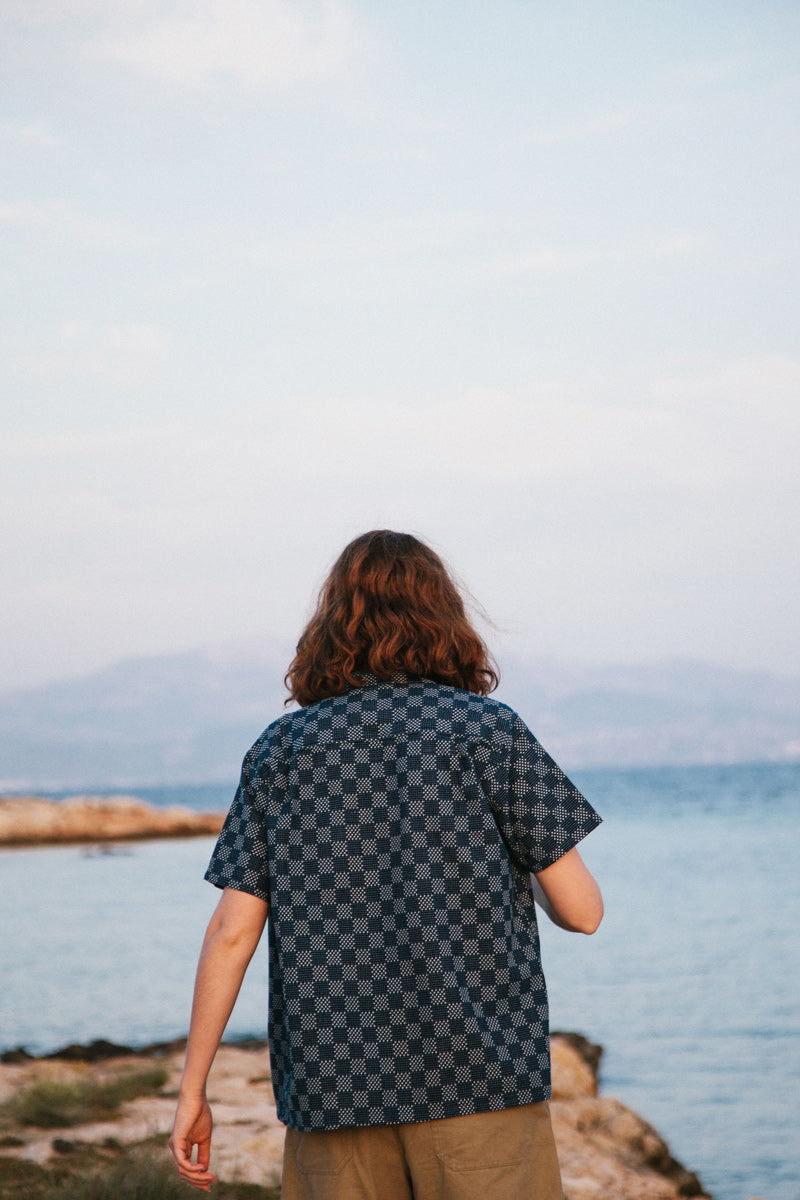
top-left (2, 763), bottom-right (799, 1200)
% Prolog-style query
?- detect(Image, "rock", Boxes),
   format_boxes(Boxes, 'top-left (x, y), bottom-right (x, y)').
top-left (0, 795), bottom-right (224, 846)
top-left (44, 1040), bottom-right (137, 1063)
top-left (0, 1035), bottom-right (712, 1199)
top-left (552, 1030), bottom-right (604, 1075)
top-left (551, 1095), bottom-right (710, 1199)
top-left (0, 1048), bottom-right (34, 1066)
top-left (551, 1035), bottom-right (599, 1100)
top-left (51, 1138), bottom-right (86, 1155)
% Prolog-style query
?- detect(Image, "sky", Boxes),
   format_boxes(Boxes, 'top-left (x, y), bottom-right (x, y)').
top-left (2, 0), bottom-right (799, 690)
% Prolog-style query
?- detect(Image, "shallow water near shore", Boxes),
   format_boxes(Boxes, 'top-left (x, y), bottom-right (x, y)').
top-left (2, 762), bottom-right (799, 1200)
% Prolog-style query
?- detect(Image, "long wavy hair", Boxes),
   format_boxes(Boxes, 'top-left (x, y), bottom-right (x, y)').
top-left (285, 530), bottom-right (498, 706)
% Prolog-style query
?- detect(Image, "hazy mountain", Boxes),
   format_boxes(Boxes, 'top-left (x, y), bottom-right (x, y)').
top-left (0, 642), bottom-right (798, 789)
top-left (495, 656), bottom-right (800, 773)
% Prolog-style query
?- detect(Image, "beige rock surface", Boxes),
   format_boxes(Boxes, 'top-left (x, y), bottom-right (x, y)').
top-left (0, 795), bottom-right (224, 846)
top-left (0, 1037), bottom-right (709, 1198)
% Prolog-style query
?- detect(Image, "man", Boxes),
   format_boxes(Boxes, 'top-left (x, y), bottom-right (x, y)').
top-left (170, 531), bottom-right (603, 1199)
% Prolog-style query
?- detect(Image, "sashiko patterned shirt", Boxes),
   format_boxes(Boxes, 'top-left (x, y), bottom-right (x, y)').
top-left (205, 674), bottom-right (601, 1131)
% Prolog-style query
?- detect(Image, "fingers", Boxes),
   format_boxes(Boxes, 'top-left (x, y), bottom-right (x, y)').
top-left (178, 1163), bottom-right (216, 1192)
top-left (169, 1136), bottom-right (216, 1191)
top-left (172, 1156), bottom-right (217, 1190)
top-left (170, 1097), bottom-right (216, 1189)
top-left (195, 1135), bottom-right (211, 1172)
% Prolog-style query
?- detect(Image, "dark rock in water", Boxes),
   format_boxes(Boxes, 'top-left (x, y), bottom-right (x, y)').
top-left (221, 1035), bottom-right (269, 1053)
top-left (80, 842), bottom-right (133, 857)
top-left (139, 1035), bottom-right (188, 1057)
top-left (45, 1038), bottom-right (136, 1062)
top-left (2, 1034), bottom-right (194, 1063)
top-left (0, 1046), bottom-right (34, 1064)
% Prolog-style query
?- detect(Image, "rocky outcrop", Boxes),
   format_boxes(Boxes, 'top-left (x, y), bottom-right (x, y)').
top-left (0, 1035), bottom-right (713, 1199)
top-left (0, 795), bottom-right (224, 846)
top-left (549, 1038), bottom-right (709, 1199)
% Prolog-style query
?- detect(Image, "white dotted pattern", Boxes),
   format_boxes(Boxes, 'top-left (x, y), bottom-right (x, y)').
top-left (206, 675), bottom-right (601, 1131)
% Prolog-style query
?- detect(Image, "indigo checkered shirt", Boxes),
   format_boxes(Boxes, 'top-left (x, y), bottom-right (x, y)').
top-left (205, 674), bottom-right (601, 1131)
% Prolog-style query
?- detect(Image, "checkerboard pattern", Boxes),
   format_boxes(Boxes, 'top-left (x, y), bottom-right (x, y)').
top-left (205, 675), bottom-right (601, 1130)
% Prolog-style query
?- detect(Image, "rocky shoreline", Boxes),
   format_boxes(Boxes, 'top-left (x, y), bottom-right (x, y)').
top-left (0, 795), bottom-right (224, 847)
top-left (0, 1034), bottom-right (713, 1200)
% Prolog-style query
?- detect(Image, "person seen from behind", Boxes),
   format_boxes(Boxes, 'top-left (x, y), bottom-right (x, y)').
top-left (170, 530), bottom-right (604, 1199)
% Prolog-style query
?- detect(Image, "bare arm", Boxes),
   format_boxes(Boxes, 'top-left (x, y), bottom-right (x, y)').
top-left (531, 846), bottom-right (603, 934)
top-left (169, 887), bottom-right (269, 1192)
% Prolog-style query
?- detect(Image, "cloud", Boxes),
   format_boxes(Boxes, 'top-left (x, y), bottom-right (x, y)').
top-left (520, 111), bottom-right (637, 146)
top-left (0, 198), bottom-right (152, 249)
top-left (6, 355), bottom-right (795, 492)
top-left (485, 232), bottom-right (711, 277)
top-left (85, 0), bottom-right (370, 92)
top-left (647, 355), bottom-right (800, 420)
top-left (0, 118), bottom-right (64, 151)
top-left (4, 356), bottom-right (797, 682)
top-left (14, 322), bottom-right (168, 390)
top-left (643, 356), bottom-right (800, 486)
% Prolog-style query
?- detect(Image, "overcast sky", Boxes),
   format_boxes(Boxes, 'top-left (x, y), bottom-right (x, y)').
top-left (2, 0), bottom-right (799, 690)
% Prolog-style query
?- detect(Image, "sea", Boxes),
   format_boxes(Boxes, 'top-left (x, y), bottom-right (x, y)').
top-left (1, 761), bottom-right (798, 1200)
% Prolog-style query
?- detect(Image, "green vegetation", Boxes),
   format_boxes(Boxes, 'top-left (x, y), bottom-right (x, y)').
top-left (0, 1069), bottom-right (280, 1199)
top-left (0, 1147), bottom-right (280, 1200)
top-left (7, 1066), bottom-right (169, 1128)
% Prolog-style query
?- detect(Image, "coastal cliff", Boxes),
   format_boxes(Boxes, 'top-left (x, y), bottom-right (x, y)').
top-left (0, 795), bottom-right (224, 846)
top-left (0, 1035), bottom-right (713, 1200)
top-left (549, 1037), bottom-right (709, 1199)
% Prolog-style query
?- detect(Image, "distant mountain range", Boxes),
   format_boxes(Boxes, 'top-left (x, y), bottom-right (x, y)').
top-left (1, 642), bottom-right (798, 790)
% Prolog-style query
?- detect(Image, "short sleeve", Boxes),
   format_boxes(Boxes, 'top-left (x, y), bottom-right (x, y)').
top-left (204, 749), bottom-right (271, 903)
top-left (493, 715), bottom-right (602, 874)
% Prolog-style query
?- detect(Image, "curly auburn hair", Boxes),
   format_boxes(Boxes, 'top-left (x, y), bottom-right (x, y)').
top-left (285, 530), bottom-right (498, 706)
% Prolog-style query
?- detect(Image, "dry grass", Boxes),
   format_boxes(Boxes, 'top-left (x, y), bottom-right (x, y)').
top-left (6, 1066), bottom-right (169, 1128)
top-left (0, 1145), bottom-right (281, 1199)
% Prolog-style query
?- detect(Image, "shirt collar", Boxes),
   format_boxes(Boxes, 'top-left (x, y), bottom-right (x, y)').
top-left (356, 669), bottom-right (413, 687)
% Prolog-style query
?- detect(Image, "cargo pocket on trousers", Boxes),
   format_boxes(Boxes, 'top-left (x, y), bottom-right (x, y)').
top-left (431, 1108), bottom-right (531, 1171)
top-left (295, 1128), bottom-right (354, 1175)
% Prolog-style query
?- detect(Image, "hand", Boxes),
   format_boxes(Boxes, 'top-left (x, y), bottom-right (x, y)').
top-left (169, 1094), bottom-right (216, 1192)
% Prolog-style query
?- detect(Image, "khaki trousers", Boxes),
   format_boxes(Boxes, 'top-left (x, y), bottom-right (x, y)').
top-left (281, 1102), bottom-right (563, 1200)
